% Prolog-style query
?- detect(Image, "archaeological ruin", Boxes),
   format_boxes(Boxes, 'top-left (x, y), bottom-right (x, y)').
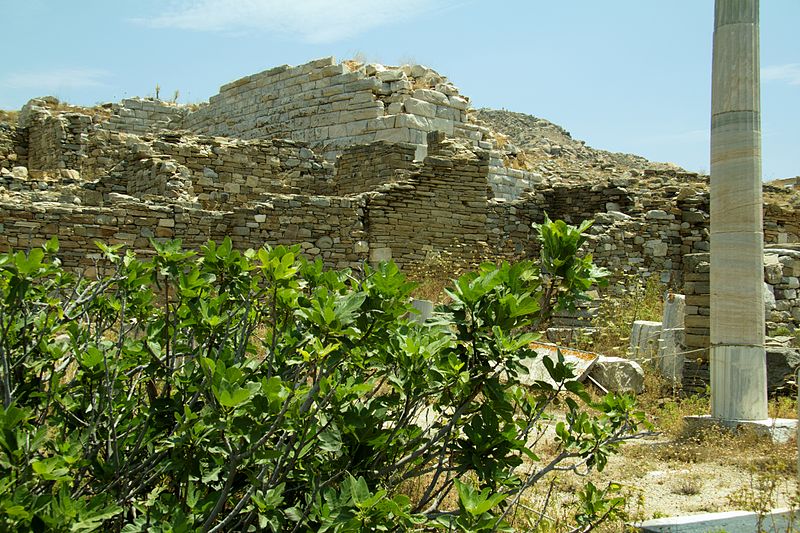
top-left (2, 56), bottom-right (799, 393)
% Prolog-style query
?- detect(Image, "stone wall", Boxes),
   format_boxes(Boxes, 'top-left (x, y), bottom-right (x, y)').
top-left (682, 253), bottom-right (711, 355)
top-left (23, 108), bottom-right (91, 172)
top-left (543, 182), bottom-right (634, 224)
top-left (81, 128), bottom-right (147, 182)
top-left (0, 131), bottom-right (503, 272)
top-left (335, 142), bottom-right (417, 195)
top-left (0, 123), bottom-right (27, 171)
top-left (0, 192), bottom-right (368, 271)
top-left (102, 98), bottom-right (188, 136)
top-left (765, 202), bottom-right (800, 244)
top-left (486, 197), bottom-right (542, 260)
top-left (57, 124), bottom-right (791, 293)
top-left (133, 135), bottom-right (334, 204)
top-left (182, 57), bottom-right (478, 164)
top-left (488, 163), bottom-right (543, 201)
top-left (681, 249), bottom-right (800, 392)
top-left (483, 182), bottom-right (693, 284)
top-left (363, 133), bottom-right (490, 267)
top-left (21, 121), bottom-right (337, 206)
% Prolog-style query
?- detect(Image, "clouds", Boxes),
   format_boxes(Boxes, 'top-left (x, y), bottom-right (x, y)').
top-left (3, 68), bottom-right (109, 90)
top-left (762, 63), bottom-right (800, 86)
top-left (139, 0), bottom-right (451, 43)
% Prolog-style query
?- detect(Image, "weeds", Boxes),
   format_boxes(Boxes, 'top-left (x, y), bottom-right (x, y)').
top-left (770, 395), bottom-right (798, 419)
top-left (0, 110), bottom-right (20, 124)
top-left (671, 474), bottom-right (703, 496)
top-left (591, 274), bottom-right (665, 356)
top-left (403, 244), bottom-right (492, 303)
top-left (728, 461), bottom-right (799, 531)
top-left (404, 249), bottom-right (461, 303)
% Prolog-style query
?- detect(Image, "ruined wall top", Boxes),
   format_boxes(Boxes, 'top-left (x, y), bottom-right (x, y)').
top-left (181, 57), bottom-right (484, 162)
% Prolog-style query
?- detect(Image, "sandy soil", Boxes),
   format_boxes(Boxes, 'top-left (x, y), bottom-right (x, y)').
top-left (601, 436), bottom-right (797, 519)
top-left (521, 428), bottom-right (799, 529)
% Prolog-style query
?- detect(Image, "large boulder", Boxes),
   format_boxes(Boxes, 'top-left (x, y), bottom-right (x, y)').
top-left (589, 356), bottom-right (645, 394)
top-left (766, 346), bottom-right (800, 393)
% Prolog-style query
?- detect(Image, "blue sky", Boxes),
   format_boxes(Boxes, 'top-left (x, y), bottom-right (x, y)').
top-left (1, 0), bottom-right (797, 179)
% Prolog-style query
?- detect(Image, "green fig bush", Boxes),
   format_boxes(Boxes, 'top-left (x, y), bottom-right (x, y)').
top-left (0, 218), bottom-right (649, 531)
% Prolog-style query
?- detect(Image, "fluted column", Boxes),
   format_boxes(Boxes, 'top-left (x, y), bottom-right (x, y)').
top-left (710, 0), bottom-right (767, 420)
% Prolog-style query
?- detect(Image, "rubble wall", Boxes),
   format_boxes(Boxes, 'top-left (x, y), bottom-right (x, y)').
top-left (484, 184), bottom-right (707, 285)
top-left (128, 136), bottom-right (334, 204)
top-left (765, 203), bottom-right (800, 244)
top-left (0, 123), bottom-right (27, 171)
top-left (0, 194), bottom-right (368, 270)
top-left (363, 134), bottom-right (490, 267)
top-left (25, 112), bottom-right (92, 172)
top-left (25, 121), bottom-right (337, 204)
top-left (335, 142), bottom-right (417, 195)
top-left (6, 110), bottom-right (797, 290)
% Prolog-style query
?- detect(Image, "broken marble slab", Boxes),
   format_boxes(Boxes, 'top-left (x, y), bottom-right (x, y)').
top-left (516, 342), bottom-right (599, 388)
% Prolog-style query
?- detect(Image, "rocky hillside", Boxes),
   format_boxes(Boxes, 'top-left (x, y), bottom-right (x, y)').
top-left (477, 108), bottom-right (678, 164)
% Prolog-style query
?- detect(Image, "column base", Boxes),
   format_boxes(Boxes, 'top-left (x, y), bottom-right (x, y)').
top-left (684, 414), bottom-right (796, 444)
top-left (710, 344), bottom-right (767, 420)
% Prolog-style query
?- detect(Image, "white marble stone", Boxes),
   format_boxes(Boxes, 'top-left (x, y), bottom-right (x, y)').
top-left (709, 0), bottom-right (767, 420)
top-left (710, 344), bottom-right (768, 420)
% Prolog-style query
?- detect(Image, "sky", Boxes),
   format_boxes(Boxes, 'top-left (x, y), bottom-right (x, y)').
top-left (1, 0), bottom-right (797, 180)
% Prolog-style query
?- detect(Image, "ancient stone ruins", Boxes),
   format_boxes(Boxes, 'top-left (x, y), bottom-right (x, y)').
top-left (1, 56), bottom-right (799, 392)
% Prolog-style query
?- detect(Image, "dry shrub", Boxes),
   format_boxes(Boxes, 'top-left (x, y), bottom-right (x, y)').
top-left (403, 247), bottom-right (490, 303)
top-left (728, 459), bottom-right (799, 521)
top-left (0, 109), bottom-right (20, 123)
top-left (591, 274), bottom-right (665, 357)
top-left (405, 254), bottom-right (458, 303)
top-left (769, 394), bottom-right (798, 419)
top-left (671, 474), bottom-right (703, 496)
top-left (342, 59), bottom-right (364, 72)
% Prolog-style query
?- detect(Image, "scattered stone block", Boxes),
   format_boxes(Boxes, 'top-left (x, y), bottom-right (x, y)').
top-left (657, 293), bottom-right (685, 384)
top-left (409, 299), bottom-right (434, 324)
top-left (589, 356), bottom-right (645, 394)
top-left (518, 342), bottom-right (598, 388)
top-left (629, 320), bottom-right (662, 363)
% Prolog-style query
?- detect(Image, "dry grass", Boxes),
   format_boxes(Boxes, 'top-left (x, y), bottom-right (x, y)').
top-left (396, 468), bottom-right (461, 514)
top-left (0, 109), bottom-right (20, 124)
top-left (771, 394), bottom-right (799, 419)
top-left (512, 474), bottom-right (645, 532)
top-left (47, 101), bottom-right (113, 119)
top-left (403, 249), bottom-right (485, 303)
top-left (342, 59), bottom-right (364, 72)
top-left (670, 474), bottom-right (704, 496)
top-left (591, 275), bottom-right (665, 357)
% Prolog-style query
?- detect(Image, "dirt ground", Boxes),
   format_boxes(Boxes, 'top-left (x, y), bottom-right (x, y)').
top-left (597, 433), bottom-right (797, 519)
top-left (519, 391), bottom-right (800, 530)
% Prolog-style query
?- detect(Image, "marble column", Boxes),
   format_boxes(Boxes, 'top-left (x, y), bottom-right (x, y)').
top-left (710, 0), bottom-right (767, 420)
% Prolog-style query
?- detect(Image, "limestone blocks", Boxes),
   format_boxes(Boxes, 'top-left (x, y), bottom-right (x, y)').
top-left (181, 57), bottom-right (477, 163)
top-left (103, 98), bottom-right (188, 136)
